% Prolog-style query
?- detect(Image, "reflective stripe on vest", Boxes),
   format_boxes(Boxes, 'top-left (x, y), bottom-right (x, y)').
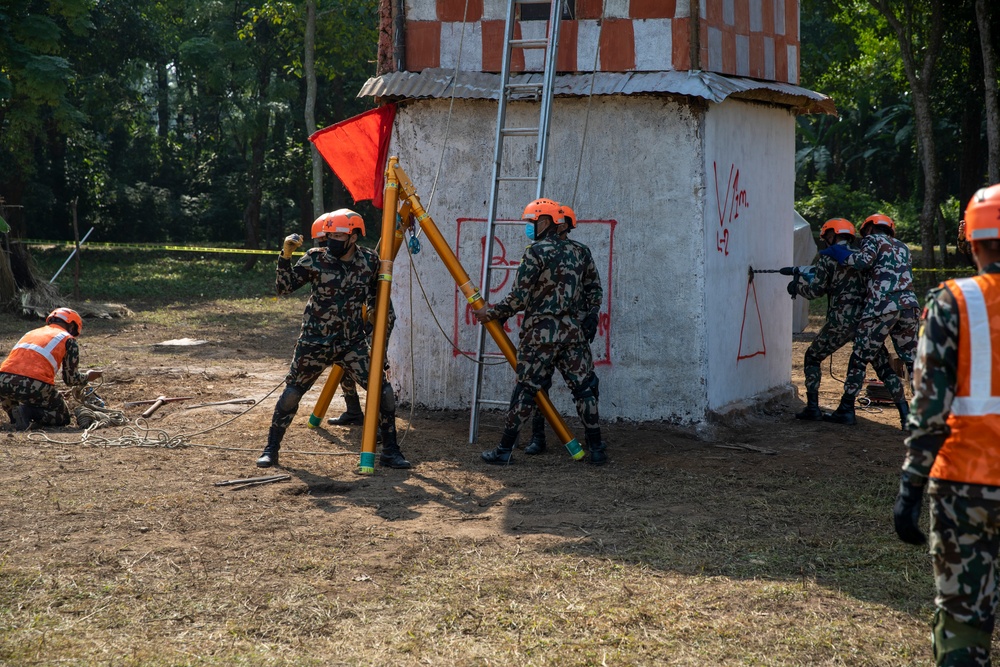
top-left (930, 275), bottom-right (1000, 485)
top-left (0, 326), bottom-right (71, 385)
top-left (15, 331), bottom-right (70, 375)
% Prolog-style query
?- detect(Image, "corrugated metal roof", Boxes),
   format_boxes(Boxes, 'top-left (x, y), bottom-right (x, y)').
top-left (358, 68), bottom-right (836, 116)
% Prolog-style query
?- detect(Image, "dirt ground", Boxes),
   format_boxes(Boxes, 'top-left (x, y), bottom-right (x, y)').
top-left (0, 310), bottom-right (928, 665)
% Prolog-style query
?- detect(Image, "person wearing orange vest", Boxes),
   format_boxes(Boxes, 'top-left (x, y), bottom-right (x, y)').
top-left (0, 308), bottom-right (102, 431)
top-left (894, 183), bottom-right (1000, 666)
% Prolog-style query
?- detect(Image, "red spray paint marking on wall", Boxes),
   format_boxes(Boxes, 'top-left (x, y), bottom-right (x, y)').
top-left (714, 161), bottom-right (749, 257)
top-left (737, 273), bottom-right (767, 361)
top-left (454, 217), bottom-right (616, 366)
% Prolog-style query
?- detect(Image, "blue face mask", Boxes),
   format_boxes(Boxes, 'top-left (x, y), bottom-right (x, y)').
top-left (524, 222), bottom-right (535, 241)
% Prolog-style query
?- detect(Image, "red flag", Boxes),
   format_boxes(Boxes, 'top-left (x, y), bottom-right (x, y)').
top-left (309, 104), bottom-right (396, 208)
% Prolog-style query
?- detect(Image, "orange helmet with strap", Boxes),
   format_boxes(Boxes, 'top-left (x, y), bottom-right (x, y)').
top-left (321, 208), bottom-right (366, 237)
top-left (557, 204), bottom-right (577, 229)
top-left (820, 218), bottom-right (855, 239)
top-left (861, 213), bottom-right (895, 237)
top-left (964, 184), bottom-right (1000, 241)
top-left (46, 308), bottom-right (83, 336)
top-left (522, 198), bottom-right (561, 222)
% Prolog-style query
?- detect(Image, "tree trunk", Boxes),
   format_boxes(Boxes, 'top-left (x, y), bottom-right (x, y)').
top-left (305, 0), bottom-right (323, 220)
top-left (871, 0), bottom-right (944, 268)
top-left (976, 0), bottom-right (1000, 184)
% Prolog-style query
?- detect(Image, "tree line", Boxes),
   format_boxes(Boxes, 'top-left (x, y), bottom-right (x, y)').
top-left (0, 0), bottom-right (377, 256)
top-left (1, 0), bottom-right (998, 268)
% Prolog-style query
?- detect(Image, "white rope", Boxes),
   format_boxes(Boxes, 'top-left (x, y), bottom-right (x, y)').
top-left (570, 0), bottom-right (606, 208)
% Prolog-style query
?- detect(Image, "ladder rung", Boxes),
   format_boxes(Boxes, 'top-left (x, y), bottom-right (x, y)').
top-left (501, 127), bottom-right (540, 136)
top-left (476, 399), bottom-right (510, 406)
top-left (490, 219), bottom-right (529, 225)
top-left (506, 82), bottom-right (543, 91)
top-left (510, 39), bottom-right (548, 49)
top-left (481, 351), bottom-right (506, 358)
top-left (488, 264), bottom-right (519, 271)
top-left (497, 176), bottom-right (538, 182)
top-left (516, 0), bottom-right (552, 4)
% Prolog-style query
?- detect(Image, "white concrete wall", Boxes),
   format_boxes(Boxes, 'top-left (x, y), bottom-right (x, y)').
top-left (385, 96), bottom-right (708, 425)
top-left (702, 100), bottom-right (795, 410)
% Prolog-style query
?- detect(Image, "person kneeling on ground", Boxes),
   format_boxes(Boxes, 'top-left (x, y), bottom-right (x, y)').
top-left (0, 308), bottom-right (102, 430)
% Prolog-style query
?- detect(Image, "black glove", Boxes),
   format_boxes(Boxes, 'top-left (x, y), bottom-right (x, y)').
top-left (893, 472), bottom-right (927, 546)
top-left (786, 280), bottom-right (798, 297)
top-left (778, 266), bottom-right (797, 276)
top-left (582, 312), bottom-right (599, 343)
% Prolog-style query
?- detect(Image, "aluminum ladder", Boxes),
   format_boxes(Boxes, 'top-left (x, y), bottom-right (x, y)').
top-left (468, 0), bottom-right (565, 443)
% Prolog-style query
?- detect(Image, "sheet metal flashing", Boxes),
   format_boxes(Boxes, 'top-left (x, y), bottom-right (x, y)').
top-left (358, 68), bottom-right (836, 116)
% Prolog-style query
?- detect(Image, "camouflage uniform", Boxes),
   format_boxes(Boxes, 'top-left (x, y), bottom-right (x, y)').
top-left (483, 235), bottom-right (604, 463)
top-left (261, 245), bottom-right (406, 466)
top-left (902, 262), bottom-right (1000, 666)
top-left (0, 335), bottom-right (87, 427)
top-left (843, 231), bottom-right (920, 399)
top-left (795, 247), bottom-right (906, 402)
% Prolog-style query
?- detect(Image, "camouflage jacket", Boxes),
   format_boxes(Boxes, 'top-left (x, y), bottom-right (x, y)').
top-left (277, 246), bottom-right (394, 346)
top-left (844, 231), bottom-right (919, 319)
top-left (488, 236), bottom-right (602, 347)
top-left (795, 243), bottom-right (865, 328)
top-left (903, 262), bottom-right (1000, 498)
top-left (60, 337), bottom-right (87, 386)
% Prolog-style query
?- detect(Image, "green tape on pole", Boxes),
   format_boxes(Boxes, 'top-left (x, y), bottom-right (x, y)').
top-left (20, 239), bottom-right (303, 256)
top-left (0, 215), bottom-right (8, 233)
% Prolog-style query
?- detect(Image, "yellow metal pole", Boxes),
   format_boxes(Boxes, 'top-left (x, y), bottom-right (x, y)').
top-left (358, 157), bottom-right (402, 474)
top-left (307, 365), bottom-right (346, 428)
top-left (392, 161), bottom-right (584, 460)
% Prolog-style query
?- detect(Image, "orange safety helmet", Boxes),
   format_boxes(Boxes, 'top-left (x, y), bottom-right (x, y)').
top-left (964, 184), bottom-right (1000, 241)
top-left (522, 198), bottom-right (562, 222)
top-left (46, 308), bottom-right (83, 336)
top-left (820, 218), bottom-right (855, 239)
top-left (311, 213), bottom-right (331, 239)
top-left (557, 204), bottom-right (577, 229)
top-left (861, 213), bottom-right (895, 237)
top-left (320, 208), bottom-right (366, 237)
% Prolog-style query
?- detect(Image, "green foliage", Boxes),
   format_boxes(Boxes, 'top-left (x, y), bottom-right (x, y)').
top-left (795, 180), bottom-right (882, 229)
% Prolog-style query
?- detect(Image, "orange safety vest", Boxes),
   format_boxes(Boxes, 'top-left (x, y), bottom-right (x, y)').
top-left (0, 324), bottom-right (73, 385)
top-left (930, 274), bottom-right (1000, 486)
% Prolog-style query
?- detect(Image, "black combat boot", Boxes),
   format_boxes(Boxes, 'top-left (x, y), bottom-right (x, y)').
top-left (328, 393), bottom-right (364, 426)
top-left (585, 428), bottom-right (608, 466)
top-left (482, 429), bottom-right (518, 465)
top-left (524, 411), bottom-right (547, 455)
top-left (823, 395), bottom-right (857, 425)
top-left (379, 430), bottom-right (411, 469)
top-left (794, 390), bottom-right (823, 421)
top-left (12, 405), bottom-right (40, 431)
top-left (256, 426), bottom-right (284, 468)
top-left (896, 400), bottom-right (910, 431)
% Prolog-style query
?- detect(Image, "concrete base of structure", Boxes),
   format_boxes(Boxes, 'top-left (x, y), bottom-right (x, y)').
top-left (705, 383), bottom-right (798, 428)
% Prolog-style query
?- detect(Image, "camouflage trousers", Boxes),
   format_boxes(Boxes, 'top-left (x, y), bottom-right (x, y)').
top-left (804, 319), bottom-right (906, 401)
top-left (504, 341), bottom-right (600, 436)
top-left (339, 360), bottom-right (390, 398)
top-left (929, 493), bottom-right (1000, 666)
top-left (0, 372), bottom-right (71, 427)
top-left (272, 336), bottom-right (395, 437)
top-left (843, 308), bottom-right (919, 399)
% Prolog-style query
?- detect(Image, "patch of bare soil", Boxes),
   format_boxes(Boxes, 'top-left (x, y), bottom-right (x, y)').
top-left (0, 313), bottom-right (927, 665)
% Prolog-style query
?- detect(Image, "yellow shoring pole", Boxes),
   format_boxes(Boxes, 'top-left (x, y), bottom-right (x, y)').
top-left (307, 365), bottom-right (346, 428)
top-left (309, 203), bottom-right (409, 434)
top-left (392, 161), bottom-right (584, 460)
top-left (358, 157), bottom-right (402, 474)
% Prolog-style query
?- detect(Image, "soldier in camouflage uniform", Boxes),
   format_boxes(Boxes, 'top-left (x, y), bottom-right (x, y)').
top-left (473, 198), bottom-right (606, 465)
top-left (893, 184), bottom-right (1000, 666)
top-left (0, 308), bottom-right (102, 430)
top-left (255, 209), bottom-right (410, 469)
top-left (820, 214), bottom-right (920, 426)
top-left (791, 218), bottom-right (909, 427)
top-left (519, 204), bottom-right (600, 456)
